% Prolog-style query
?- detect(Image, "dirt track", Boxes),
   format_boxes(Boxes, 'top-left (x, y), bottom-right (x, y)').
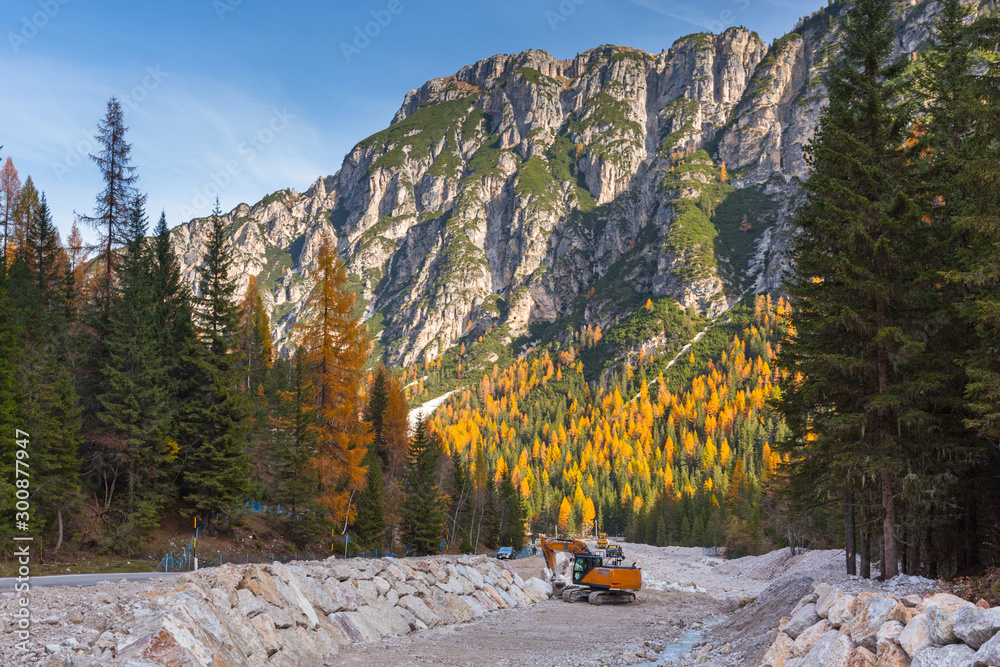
top-left (335, 554), bottom-right (724, 667)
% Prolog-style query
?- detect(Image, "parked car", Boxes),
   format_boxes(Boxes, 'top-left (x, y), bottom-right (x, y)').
top-left (496, 546), bottom-right (514, 560)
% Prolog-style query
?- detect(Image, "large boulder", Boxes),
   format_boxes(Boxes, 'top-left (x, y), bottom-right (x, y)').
top-left (927, 603), bottom-right (967, 645)
top-left (785, 604), bottom-right (822, 640)
top-left (817, 589), bottom-right (842, 619)
top-left (974, 630), bottom-right (1000, 666)
top-left (918, 593), bottom-right (970, 614)
top-left (794, 620), bottom-right (833, 657)
top-left (799, 630), bottom-right (840, 667)
top-left (523, 577), bottom-right (552, 602)
top-left (898, 615), bottom-right (933, 660)
top-left (236, 588), bottom-right (267, 618)
top-left (322, 578), bottom-right (359, 612)
top-left (851, 597), bottom-right (899, 651)
top-left (762, 632), bottom-right (796, 667)
top-left (874, 643), bottom-right (912, 667)
top-left (823, 634), bottom-right (856, 667)
top-left (846, 647), bottom-right (876, 667)
top-left (954, 605), bottom-right (1000, 650)
top-left (876, 620), bottom-right (905, 652)
top-left (270, 567), bottom-right (320, 629)
top-left (829, 595), bottom-right (857, 628)
top-left (398, 594), bottom-right (441, 628)
top-left (911, 643), bottom-right (976, 666)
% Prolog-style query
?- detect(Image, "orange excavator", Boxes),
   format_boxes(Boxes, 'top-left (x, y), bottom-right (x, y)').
top-left (540, 536), bottom-right (641, 605)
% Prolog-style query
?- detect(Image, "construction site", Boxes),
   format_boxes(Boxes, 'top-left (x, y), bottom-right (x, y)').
top-left (8, 536), bottom-right (990, 666)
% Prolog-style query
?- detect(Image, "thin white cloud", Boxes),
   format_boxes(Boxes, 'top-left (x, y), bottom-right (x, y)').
top-left (624, 0), bottom-right (717, 32)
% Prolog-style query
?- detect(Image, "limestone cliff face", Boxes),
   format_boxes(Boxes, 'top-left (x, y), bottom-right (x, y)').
top-left (170, 0), bottom-right (984, 365)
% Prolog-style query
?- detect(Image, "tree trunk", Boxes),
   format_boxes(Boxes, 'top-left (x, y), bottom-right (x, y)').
top-left (924, 526), bottom-right (936, 579)
top-left (900, 520), bottom-right (908, 575)
top-left (859, 509), bottom-right (871, 579)
top-left (964, 491), bottom-right (980, 573)
top-left (906, 522), bottom-right (918, 576)
top-left (881, 469), bottom-right (898, 579)
top-left (844, 487), bottom-right (856, 575)
top-left (53, 508), bottom-right (64, 554)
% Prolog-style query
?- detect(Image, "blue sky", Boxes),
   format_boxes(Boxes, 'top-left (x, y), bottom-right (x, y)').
top-left (1, 0), bottom-right (820, 244)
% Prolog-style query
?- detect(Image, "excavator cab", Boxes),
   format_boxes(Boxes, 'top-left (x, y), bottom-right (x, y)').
top-left (572, 553), bottom-right (603, 584)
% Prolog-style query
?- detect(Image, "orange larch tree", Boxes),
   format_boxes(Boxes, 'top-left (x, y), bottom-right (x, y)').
top-left (299, 238), bottom-right (372, 530)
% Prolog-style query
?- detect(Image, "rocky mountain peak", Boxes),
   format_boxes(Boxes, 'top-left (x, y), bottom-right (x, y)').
top-left (169, 0), bottom-right (989, 366)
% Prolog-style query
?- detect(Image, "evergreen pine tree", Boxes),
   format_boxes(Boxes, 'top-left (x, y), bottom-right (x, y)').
top-left (271, 350), bottom-right (311, 512)
top-left (777, 0), bottom-right (921, 578)
top-left (353, 449), bottom-right (387, 550)
top-left (235, 274), bottom-right (272, 394)
top-left (401, 419), bottom-right (444, 555)
top-left (0, 275), bottom-right (21, 549)
top-left (446, 453), bottom-right (475, 552)
top-left (364, 365), bottom-right (389, 461)
top-left (96, 196), bottom-right (174, 549)
top-left (498, 467), bottom-right (526, 549)
top-left (8, 195), bottom-right (82, 553)
top-left (178, 199), bottom-right (250, 520)
top-left (79, 97), bottom-right (139, 312)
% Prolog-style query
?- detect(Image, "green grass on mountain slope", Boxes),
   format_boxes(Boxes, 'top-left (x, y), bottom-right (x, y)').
top-left (577, 297), bottom-right (703, 381)
top-left (360, 97), bottom-right (480, 174)
top-left (711, 186), bottom-right (780, 281)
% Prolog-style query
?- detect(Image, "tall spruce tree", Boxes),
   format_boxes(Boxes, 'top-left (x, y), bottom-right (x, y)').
top-left (271, 348), bottom-right (319, 519)
top-left (906, 0), bottom-right (985, 575)
top-left (353, 449), bottom-right (387, 550)
top-left (79, 97), bottom-right (139, 312)
top-left (364, 365), bottom-right (389, 462)
top-left (497, 467), bottom-right (526, 550)
top-left (777, 0), bottom-right (921, 578)
top-left (96, 196), bottom-right (174, 549)
top-left (446, 453), bottom-right (474, 552)
top-left (932, 7), bottom-right (1000, 571)
top-left (235, 274), bottom-right (272, 394)
top-left (150, 211), bottom-right (197, 385)
top-left (401, 419), bottom-right (444, 554)
top-left (0, 274), bottom-right (21, 550)
top-left (8, 195), bottom-right (82, 553)
top-left (179, 199), bottom-right (249, 520)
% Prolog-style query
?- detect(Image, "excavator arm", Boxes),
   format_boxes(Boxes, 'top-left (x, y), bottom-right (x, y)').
top-left (540, 536), bottom-right (591, 573)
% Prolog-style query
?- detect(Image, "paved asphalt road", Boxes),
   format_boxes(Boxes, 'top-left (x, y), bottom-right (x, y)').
top-left (0, 571), bottom-right (181, 588)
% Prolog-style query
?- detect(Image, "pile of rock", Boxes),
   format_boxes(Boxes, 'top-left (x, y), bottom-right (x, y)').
top-left (87, 554), bottom-right (550, 666)
top-left (760, 582), bottom-right (1000, 666)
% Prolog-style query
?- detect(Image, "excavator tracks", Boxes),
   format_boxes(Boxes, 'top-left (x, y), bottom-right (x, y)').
top-left (559, 586), bottom-right (637, 605)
